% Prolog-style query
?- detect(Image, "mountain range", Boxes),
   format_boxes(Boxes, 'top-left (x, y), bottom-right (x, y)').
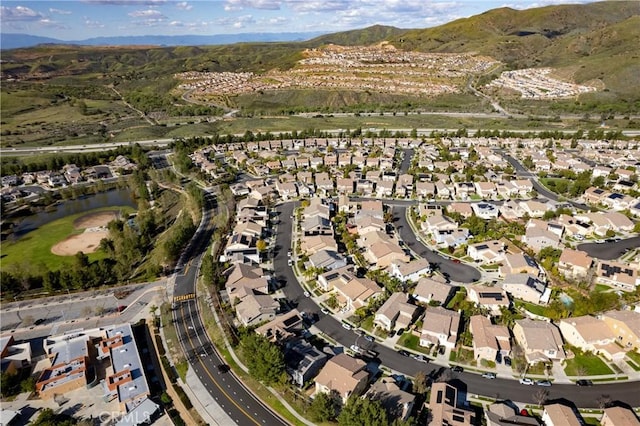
top-left (0, 32), bottom-right (328, 50)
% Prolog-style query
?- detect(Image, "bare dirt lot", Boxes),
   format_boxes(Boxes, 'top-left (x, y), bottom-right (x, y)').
top-left (51, 211), bottom-right (119, 256)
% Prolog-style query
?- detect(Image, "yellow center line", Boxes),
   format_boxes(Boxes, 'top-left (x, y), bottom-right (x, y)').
top-left (180, 302), bottom-right (262, 426)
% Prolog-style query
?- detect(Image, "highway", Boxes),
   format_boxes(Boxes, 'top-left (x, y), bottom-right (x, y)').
top-left (171, 187), bottom-right (288, 426)
top-left (274, 202), bottom-right (640, 408)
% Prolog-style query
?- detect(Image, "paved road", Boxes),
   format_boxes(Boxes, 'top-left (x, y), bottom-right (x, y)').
top-left (578, 236), bottom-right (640, 260)
top-left (274, 202), bottom-right (640, 408)
top-left (495, 150), bottom-right (590, 211)
top-left (392, 206), bottom-right (481, 283)
top-left (171, 187), bottom-right (288, 426)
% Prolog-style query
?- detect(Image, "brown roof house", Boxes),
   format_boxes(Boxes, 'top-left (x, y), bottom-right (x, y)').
top-left (559, 316), bottom-right (623, 361)
top-left (314, 353), bottom-right (369, 403)
top-left (601, 310), bottom-right (640, 351)
top-left (412, 276), bottom-right (455, 306)
top-left (541, 403), bottom-right (583, 426)
top-left (558, 249), bottom-right (593, 281)
top-left (601, 406), bottom-right (640, 426)
top-left (366, 377), bottom-right (415, 422)
top-left (595, 261), bottom-right (640, 292)
top-left (419, 306), bottom-right (461, 349)
top-left (469, 315), bottom-right (511, 363)
top-left (467, 285), bottom-right (510, 316)
top-left (374, 292), bottom-right (419, 332)
top-left (428, 382), bottom-right (475, 426)
top-left (513, 318), bottom-right (566, 364)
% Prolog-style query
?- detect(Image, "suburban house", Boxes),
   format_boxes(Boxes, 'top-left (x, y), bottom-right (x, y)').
top-left (600, 406), bottom-right (640, 426)
top-left (558, 249), bottom-right (593, 281)
top-left (388, 258), bottom-right (432, 282)
top-left (412, 277), bottom-right (455, 306)
top-left (255, 310), bottom-right (304, 344)
top-left (502, 273), bottom-right (550, 305)
top-left (422, 214), bottom-right (458, 235)
top-left (307, 250), bottom-right (348, 271)
top-left (469, 315), bottom-right (511, 364)
top-left (300, 234), bottom-right (338, 255)
top-left (523, 221), bottom-right (562, 253)
top-left (363, 240), bottom-right (410, 269)
top-left (225, 264), bottom-right (270, 303)
top-left (466, 285), bottom-right (510, 316)
top-left (486, 401), bottom-right (542, 426)
top-left (285, 340), bottom-right (328, 388)
top-left (467, 240), bottom-right (506, 264)
top-left (470, 202), bottom-right (499, 219)
top-left (374, 292), bottom-right (419, 332)
top-left (419, 306), bottom-right (461, 349)
top-left (512, 318), bottom-right (566, 364)
top-left (558, 316), bottom-right (622, 361)
top-left (314, 353), bottom-right (369, 403)
top-left (541, 404), bottom-right (583, 426)
top-left (434, 228), bottom-right (471, 248)
top-left (595, 261), bottom-right (640, 292)
top-left (428, 382), bottom-right (476, 426)
top-left (601, 310), bottom-right (640, 351)
top-left (499, 253), bottom-right (539, 277)
top-left (235, 294), bottom-right (280, 327)
top-left (333, 275), bottom-right (383, 311)
top-left (366, 377), bottom-right (415, 422)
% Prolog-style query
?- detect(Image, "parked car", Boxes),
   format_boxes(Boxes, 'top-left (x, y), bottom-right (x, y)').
top-left (287, 259), bottom-right (293, 266)
top-left (576, 379), bottom-right (593, 387)
top-left (320, 308), bottom-right (329, 315)
top-left (341, 323), bottom-right (352, 330)
top-left (504, 356), bottom-right (512, 367)
top-left (303, 291), bottom-right (310, 297)
top-left (364, 335), bottom-right (375, 342)
top-left (482, 372), bottom-right (497, 379)
top-left (398, 350), bottom-right (410, 357)
top-left (354, 329), bottom-right (363, 336)
top-left (412, 354), bottom-right (428, 363)
top-left (451, 366), bottom-right (464, 373)
top-left (34, 318), bottom-right (45, 325)
top-left (495, 352), bottom-right (502, 364)
top-left (519, 378), bottom-right (534, 385)
top-left (536, 380), bottom-right (552, 387)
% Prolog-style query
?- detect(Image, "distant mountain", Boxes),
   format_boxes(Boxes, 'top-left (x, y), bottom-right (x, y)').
top-left (0, 31), bottom-right (328, 50)
top-left (307, 25), bottom-right (409, 47)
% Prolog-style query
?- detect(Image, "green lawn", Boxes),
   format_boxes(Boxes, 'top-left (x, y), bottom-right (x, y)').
top-left (397, 333), bottom-right (431, 355)
top-left (626, 351), bottom-right (640, 371)
top-left (594, 284), bottom-right (612, 292)
top-left (1, 206), bottom-right (134, 271)
top-left (564, 352), bottom-right (614, 376)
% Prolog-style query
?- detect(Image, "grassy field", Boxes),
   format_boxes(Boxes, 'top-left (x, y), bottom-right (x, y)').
top-left (564, 352), bottom-right (614, 376)
top-left (397, 333), bottom-right (431, 355)
top-left (1, 206), bottom-right (134, 271)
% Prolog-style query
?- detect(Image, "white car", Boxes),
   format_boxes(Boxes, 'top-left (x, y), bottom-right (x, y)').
top-left (303, 291), bottom-right (310, 297)
top-left (341, 323), bottom-right (352, 330)
top-left (519, 378), bottom-right (534, 385)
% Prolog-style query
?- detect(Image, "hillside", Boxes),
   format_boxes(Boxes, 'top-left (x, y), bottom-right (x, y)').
top-left (307, 25), bottom-right (409, 47)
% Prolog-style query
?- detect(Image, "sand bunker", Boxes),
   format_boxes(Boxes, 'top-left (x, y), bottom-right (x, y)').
top-left (51, 211), bottom-right (119, 256)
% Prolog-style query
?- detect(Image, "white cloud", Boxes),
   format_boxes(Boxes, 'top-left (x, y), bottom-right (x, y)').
top-left (49, 8), bottom-right (72, 15)
top-left (85, 18), bottom-right (105, 28)
top-left (128, 9), bottom-right (166, 18)
top-left (176, 1), bottom-right (192, 10)
top-left (215, 14), bottom-right (256, 29)
top-left (83, 0), bottom-right (167, 5)
top-left (38, 18), bottom-right (70, 30)
top-left (289, 0), bottom-right (349, 13)
top-left (224, 0), bottom-right (281, 11)
top-left (0, 5), bottom-right (44, 21)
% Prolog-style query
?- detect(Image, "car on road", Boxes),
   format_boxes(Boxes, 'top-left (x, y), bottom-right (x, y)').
top-left (452, 259), bottom-right (461, 264)
top-left (217, 364), bottom-right (230, 373)
top-left (34, 318), bottom-right (45, 326)
top-left (411, 354), bottom-right (428, 363)
top-left (519, 378), bottom-right (534, 385)
top-left (398, 350), bottom-right (411, 357)
top-left (341, 323), bottom-right (352, 330)
top-left (576, 379), bottom-right (593, 387)
top-left (350, 345), bottom-right (361, 353)
top-left (288, 259), bottom-right (293, 266)
top-left (364, 335), bottom-right (375, 342)
top-left (450, 366), bottom-right (464, 373)
top-left (287, 251), bottom-right (292, 258)
top-left (303, 291), bottom-right (310, 297)
top-left (536, 380), bottom-right (552, 387)
top-left (596, 239), bottom-right (605, 244)
top-left (482, 372), bottom-right (497, 379)
top-left (321, 308), bottom-right (329, 314)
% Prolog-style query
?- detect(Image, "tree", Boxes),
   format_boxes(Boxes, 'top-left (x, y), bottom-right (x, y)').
top-left (413, 370), bottom-right (429, 395)
top-left (308, 392), bottom-right (337, 422)
top-left (256, 239), bottom-right (268, 252)
top-left (338, 396), bottom-right (388, 426)
top-left (533, 388), bottom-right (549, 406)
top-left (240, 333), bottom-right (285, 385)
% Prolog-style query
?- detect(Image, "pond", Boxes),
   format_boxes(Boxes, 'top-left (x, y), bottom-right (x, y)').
top-left (12, 188), bottom-right (137, 238)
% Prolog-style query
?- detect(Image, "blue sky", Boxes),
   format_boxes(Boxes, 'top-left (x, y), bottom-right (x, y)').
top-left (1, 0), bottom-right (594, 40)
